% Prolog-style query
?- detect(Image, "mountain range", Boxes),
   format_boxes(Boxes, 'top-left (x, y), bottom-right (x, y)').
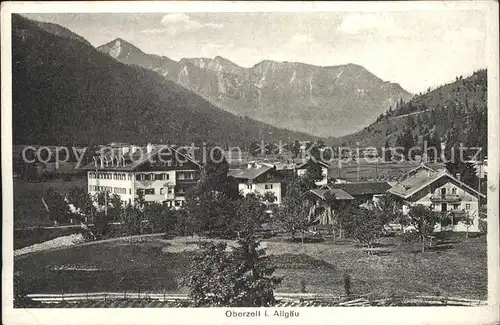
top-left (97, 39), bottom-right (413, 137)
top-left (12, 14), bottom-right (314, 147)
top-left (334, 69), bottom-right (487, 153)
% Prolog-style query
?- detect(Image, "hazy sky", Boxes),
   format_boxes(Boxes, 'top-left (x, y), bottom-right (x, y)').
top-left (24, 11), bottom-right (486, 93)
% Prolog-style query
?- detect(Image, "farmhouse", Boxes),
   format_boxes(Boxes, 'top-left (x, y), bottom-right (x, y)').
top-left (388, 163), bottom-right (486, 232)
top-left (303, 185), bottom-right (355, 225)
top-left (329, 182), bottom-right (392, 204)
top-left (81, 144), bottom-right (202, 208)
top-left (294, 159), bottom-right (330, 186)
top-left (228, 163), bottom-right (284, 204)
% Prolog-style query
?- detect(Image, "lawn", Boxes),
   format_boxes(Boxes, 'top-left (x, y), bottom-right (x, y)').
top-left (13, 178), bottom-right (87, 228)
top-left (15, 233), bottom-right (487, 299)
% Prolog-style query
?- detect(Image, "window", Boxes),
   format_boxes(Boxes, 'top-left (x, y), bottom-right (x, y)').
top-left (113, 173), bottom-right (117, 180)
top-left (465, 203), bottom-right (471, 210)
top-left (163, 173), bottom-right (169, 180)
top-left (265, 184), bottom-right (273, 190)
top-left (137, 189), bottom-right (145, 195)
top-left (430, 204), bottom-right (435, 210)
top-left (453, 204), bottom-right (459, 210)
top-left (160, 188), bottom-right (166, 195)
top-left (452, 188), bottom-right (457, 195)
top-left (175, 200), bottom-right (181, 207)
top-left (246, 184), bottom-right (252, 190)
top-left (129, 189), bottom-right (131, 194)
top-left (144, 188), bottom-right (155, 195)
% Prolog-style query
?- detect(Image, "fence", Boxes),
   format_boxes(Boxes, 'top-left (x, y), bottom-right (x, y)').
top-left (25, 292), bottom-right (487, 307)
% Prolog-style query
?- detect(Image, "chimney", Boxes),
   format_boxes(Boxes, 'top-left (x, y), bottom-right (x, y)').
top-left (456, 173), bottom-right (461, 181)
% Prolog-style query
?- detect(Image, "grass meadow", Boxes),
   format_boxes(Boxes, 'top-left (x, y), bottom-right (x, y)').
top-left (15, 233), bottom-right (487, 299)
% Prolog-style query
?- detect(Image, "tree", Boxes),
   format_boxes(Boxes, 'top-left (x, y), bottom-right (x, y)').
top-left (108, 194), bottom-right (124, 222)
top-left (445, 152), bottom-right (479, 189)
top-left (304, 161), bottom-right (323, 186)
top-left (383, 140), bottom-right (393, 162)
top-left (183, 235), bottom-right (282, 307)
top-left (235, 193), bottom-right (267, 237)
top-left (144, 202), bottom-right (177, 233)
top-left (282, 174), bottom-right (313, 199)
top-left (460, 210), bottom-right (475, 239)
top-left (123, 203), bottom-right (143, 236)
top-left (262, 191), bottom-right (276, 204)
top-left (274, 196), bottom-right (311, 243)
top-left (192, 155), bottom-right (239, 200)
top-left (66, 186), bottom-right (94, 222)
top-left (42, 187), bottom-right (72, 225)
top-left (400, 205), bottom-right (438, 252)
top-left (185, 190), bottom-right (237, 237)
top-left (343, 206), bottom-right (385, 253)
top-left (291, 140), bottom-right (301, 159)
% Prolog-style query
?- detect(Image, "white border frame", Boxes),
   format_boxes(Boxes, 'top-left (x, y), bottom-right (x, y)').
top-left (2, 2), bottom-right (499, 324)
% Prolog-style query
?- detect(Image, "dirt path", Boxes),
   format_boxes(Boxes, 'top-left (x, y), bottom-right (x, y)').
top-left (14, 232), bottom-right (167, 260)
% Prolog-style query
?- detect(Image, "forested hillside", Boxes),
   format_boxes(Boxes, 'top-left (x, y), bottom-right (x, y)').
top-left (12, 14), bottom-right (313, 147)
top-left (335, 69), bottom-right (487, 155)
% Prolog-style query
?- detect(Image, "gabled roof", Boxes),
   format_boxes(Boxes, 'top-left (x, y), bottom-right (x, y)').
top-left (388, 164), bottom-right (486, 199)
top-left (329, 182), bottom-right (392, 196)
top-left (306, 188), bottom-right (354, 201)
top-left (80, 145), bottom-right (202, 171)
top-left (295, 159), bottom-right (330, 169)
top-left (228, 165), bottom-right (273, 180)
top-left (399, 162), bottom-right (437, 179)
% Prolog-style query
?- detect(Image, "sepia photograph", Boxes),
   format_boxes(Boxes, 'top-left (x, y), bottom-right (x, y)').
top-left (2, 1), bottom-right (499, 325)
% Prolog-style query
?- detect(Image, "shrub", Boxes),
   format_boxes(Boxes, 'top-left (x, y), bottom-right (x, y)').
top-left (478, 219), bottom-right (487, 234)
top-left (183, 235), bottom-right (282, 307)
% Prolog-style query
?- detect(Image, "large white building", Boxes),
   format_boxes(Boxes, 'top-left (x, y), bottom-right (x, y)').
top-left (82, 144), bottom-right (202, 208)
top-left (388, 163), bottom-right (486, 232)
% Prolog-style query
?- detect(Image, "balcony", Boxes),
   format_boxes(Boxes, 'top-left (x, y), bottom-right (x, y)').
top-left (430, 194), bottom-right (461, 202)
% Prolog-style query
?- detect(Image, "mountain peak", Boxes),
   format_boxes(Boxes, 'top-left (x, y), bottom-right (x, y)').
top-left (97, 38), bottom-right (144, 59)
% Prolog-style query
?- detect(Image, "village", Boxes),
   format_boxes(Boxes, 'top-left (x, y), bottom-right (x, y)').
top-left (13, 139), bottom-right (489, 307)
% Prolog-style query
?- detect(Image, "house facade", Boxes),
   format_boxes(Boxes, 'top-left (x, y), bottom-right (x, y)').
top-left (295, 160), bottom-right (330, 186)
top-left (228, 164), bottom-right (284, 204)
top-left (388, 164), bottom-right (486, 232)
top-left (82, 144), bottom-right (202, 208)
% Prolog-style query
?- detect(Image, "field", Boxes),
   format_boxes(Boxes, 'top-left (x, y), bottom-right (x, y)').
top-left (15, 233), bottom-right (487, 299)
top-left (13, 178), bottom-right (87, 228)
top-left (328, 161), bottom-right (444, 182)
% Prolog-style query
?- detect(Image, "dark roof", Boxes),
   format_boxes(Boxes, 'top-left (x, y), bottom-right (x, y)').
top-left (307, 188), bottom-right (354, 200)
top-left (228, 166), bottom-right (273, 180)
top-left (330, 182), bottom-right (392, 196)
top-left (295, 159), bottom-right (330, 169)
top-left (80, 145), bottom-right (202, 172)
